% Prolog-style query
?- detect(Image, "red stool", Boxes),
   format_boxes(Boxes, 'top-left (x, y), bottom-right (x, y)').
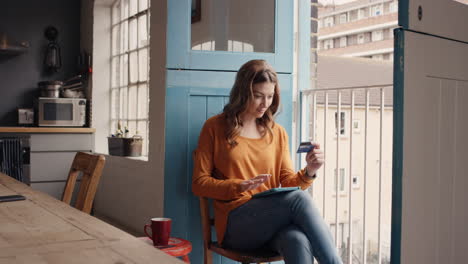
top-left (139, 237), bottom-right (192, 263)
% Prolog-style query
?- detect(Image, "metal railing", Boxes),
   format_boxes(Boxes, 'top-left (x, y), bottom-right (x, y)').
top-left (299, 84), bottom-right (393, 264)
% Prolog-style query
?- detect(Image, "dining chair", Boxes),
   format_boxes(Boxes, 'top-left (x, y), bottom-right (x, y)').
top-left (61, 152), bottom-right (105, 214)
top-left (199, 197), bottom-right (283, 264)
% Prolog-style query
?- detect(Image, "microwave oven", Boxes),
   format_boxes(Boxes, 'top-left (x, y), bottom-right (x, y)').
top-left (37, 97), bottom-right (86, 127)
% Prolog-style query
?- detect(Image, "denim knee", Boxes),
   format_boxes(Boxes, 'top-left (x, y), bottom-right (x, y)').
top-left (283, 189), bottom-right (312, 207)
top-left (272, 226), bottom-right (313, 264)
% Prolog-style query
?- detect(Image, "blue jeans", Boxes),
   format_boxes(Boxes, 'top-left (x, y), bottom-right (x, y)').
top-left (223, 190), bottom-right (342, 264)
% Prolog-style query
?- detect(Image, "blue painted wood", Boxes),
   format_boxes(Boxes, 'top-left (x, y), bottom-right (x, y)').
top-left (165, 69), bottom-right (293, 264)
top-left (390, 28), bottom-right (404, 264)
top-left (167, 0), bottom-right (293, 73)
top-left (164, 86), bottom-right (191, 240)
top-left (398, 0), bottom-right (409, 28)
top-left (295, 0), bottom-right (312, 172)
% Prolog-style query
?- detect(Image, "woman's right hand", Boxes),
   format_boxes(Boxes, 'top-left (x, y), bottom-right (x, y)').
top-left (238, 174), bottom-right (271, 192)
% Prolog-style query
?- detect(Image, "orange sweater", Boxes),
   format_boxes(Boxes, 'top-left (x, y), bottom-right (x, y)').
top-left (192, 114), bottom-right (314, 244)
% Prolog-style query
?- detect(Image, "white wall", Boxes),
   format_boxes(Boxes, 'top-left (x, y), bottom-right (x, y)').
top-left (82, 0), bottom-right (167, 235)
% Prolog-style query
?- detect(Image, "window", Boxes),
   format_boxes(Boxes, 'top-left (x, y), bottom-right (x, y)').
top-left (352, 119), bottom-right (360, 133)
top-left (340, 37), bottom-right (347, 47)
top-left (335, 111), bottom-right (345, 135)
top-left (358, 8), bottom-right (368, 19)
top-left (347, 35), bottom-right (357, 46)
top-left (371, 4), bottom-right (382, 16)
top-left (329, 223), bottom-right (346, 248)
top-left (339, 13), bottom-right (347, 24)
top-left (352, 174), bottom-right (359, 189)
top-left (334, 168), bottom-right (346, 193)
top-left (357, 33), bottom-right (365, 44)
top-left (372, 30), bottom-right (383, 42)
top-left (389, 1), bottom-right (398, 13)
top-left (324, 39), bottom-right (333, 50)
top-left (325, 16), bottom-right (334, 27)
top-left (111, 0), bottom-right (150, 156)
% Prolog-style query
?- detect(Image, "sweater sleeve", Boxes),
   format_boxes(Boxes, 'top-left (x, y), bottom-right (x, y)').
top-left (192, 120), bottom-right (245, 201)
top-left (277, 126), bottom-right (315, 189)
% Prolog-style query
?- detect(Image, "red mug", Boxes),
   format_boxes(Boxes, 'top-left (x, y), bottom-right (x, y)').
top-left (144, 217), bottom-right (172, 246)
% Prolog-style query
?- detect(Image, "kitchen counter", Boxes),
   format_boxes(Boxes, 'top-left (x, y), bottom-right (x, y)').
top-left (0, 127), bottom-right (95, 133)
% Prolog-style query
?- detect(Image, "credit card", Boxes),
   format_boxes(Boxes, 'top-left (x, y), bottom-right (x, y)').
top-left (297, 142), bottom-right (315, 153)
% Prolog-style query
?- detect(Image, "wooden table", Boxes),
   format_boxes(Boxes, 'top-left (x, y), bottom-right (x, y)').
top-left (0, 172), bottom-right (184, 264)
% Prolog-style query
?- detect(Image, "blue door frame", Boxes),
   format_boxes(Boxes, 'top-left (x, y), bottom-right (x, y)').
top-left (164, 1), bottom-right (303, 263)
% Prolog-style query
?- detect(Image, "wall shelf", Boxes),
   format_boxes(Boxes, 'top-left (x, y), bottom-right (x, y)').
top-left (0, 44), bottom-right (28, 56)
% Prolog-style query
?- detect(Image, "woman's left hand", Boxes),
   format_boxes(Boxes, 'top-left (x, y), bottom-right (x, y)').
top-left (305, 142), bottom-right (324, 178)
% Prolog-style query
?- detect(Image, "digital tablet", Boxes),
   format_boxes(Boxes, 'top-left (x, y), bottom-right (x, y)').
top-left (252, 187), bottom-right (300, 198)
top-left (0, 195), bottom-right (26, 203)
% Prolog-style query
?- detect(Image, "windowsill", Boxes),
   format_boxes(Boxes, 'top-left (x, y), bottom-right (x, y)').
top-left (94, 152), bottom-right (149, 162)
top-left (124, 156), bottom-right (148, 161)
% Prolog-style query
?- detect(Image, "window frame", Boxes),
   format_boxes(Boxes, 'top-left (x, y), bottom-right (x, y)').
top-left (110, 0), bottom-right (151, 157)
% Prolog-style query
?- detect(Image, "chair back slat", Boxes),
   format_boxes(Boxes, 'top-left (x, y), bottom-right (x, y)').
top-left (62, 152), bottom-right (105, 214)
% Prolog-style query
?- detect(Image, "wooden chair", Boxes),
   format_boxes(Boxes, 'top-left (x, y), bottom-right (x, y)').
top-left (199, 197), bottom-right (283, 264)
top-left (61, 152), bottom-right (106, 214)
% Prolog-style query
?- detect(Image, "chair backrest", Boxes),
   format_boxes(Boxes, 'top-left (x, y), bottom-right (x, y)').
top-left (199, 197), bottom-right (283, 264)
top-left (62, 152), bottom-right (105, 214)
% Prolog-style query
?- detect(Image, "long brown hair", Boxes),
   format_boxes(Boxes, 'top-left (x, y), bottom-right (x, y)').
top-left (223, 60), bottom-right (280, 146)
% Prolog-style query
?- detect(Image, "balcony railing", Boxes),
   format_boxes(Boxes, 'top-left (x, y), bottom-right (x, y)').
top-left (299, 84), bottom-right (393, 264)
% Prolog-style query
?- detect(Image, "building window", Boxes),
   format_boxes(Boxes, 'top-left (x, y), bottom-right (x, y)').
top-left (325, 16), bottom-right (334, 27)
top-left (334, 168), bottom-right (346, 193)
top-left (390, 1), bottom-right (398, 13)
top-left (371, 4), bottom-right (382, 16)
top-left (324, 39), bottom-right (333, 50)
top-left (352, 119), bottom-right (360, 133)
top-left (372, 30), bottom-right (383, 42)
top-left (357, 33), bottom-right (365, 44)
top-left (352, 174), bottom-right (359, 189)
top-left (340, 36), bottom-right (347, 47)
top-left (339, 13), bottom-right (347, 24)
top-left (335, 111), bottom-right (345, 135)
top-left (348, 35), bottom-right (357, 46)
top-left (358, 8), bottom-right (368, 19)
top-left (330, 223), bottom-right (346, 248)
top-left (111, 0), bottom-right (150, 156)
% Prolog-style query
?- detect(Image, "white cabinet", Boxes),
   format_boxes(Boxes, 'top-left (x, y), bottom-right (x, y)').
top-left (30, 133), bottom-right (93, 200)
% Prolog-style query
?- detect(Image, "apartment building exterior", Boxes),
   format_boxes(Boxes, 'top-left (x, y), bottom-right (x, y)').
top-left (317, 0), bottom-right (398, 60)
top-left (305, 55), bottom-right (393, 263)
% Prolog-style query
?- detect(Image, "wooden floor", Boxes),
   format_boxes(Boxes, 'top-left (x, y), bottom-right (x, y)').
top-left (0, 172), bottom-right (184, 264)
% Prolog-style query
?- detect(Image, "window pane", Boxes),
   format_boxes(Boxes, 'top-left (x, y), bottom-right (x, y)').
top-left (138, 15), bottom-right (148, 47)
top-left (110, 121), bottom-right (117, 136)
top-left (120, 55), bottom-right (128, 86)
top-left (129, 0), bottom-right (138, 17)
top-left (121, 0), bottom-right (129, 19)
top-left (119, 88), bottom-right (128, 119)
top-left (129, 51), bottom-right (138, 83)
top-left (112, 2), bottom-right (120, 25)
top-left (112, 26), bottom-right (120, 55)
top-left (139, 0), bottom-right (148, 12)
top-left (191, 0), bottom-right (275, 53)
top-left (129, 18), bottom-right (137, 50)
top-left (138, 84), bottom-right (148, 119)
top-left (137, 121), bottom-right (148, 155)
top-left (128, 121), bottom-right (137, 137)
top-left (111, 57), bottom-right (119, 88)
top-left (138, 48), bottom-right (148, 81)
top-left (128, 85), bottom-right (137, 119)
top-left (121, 21), bottom-right (128, 52)
top-left (111, 89), bottom-right (119, 119)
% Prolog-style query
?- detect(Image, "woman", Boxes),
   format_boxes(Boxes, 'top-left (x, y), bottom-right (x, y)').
top-left (192, 59), bottom-right (342, 264)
